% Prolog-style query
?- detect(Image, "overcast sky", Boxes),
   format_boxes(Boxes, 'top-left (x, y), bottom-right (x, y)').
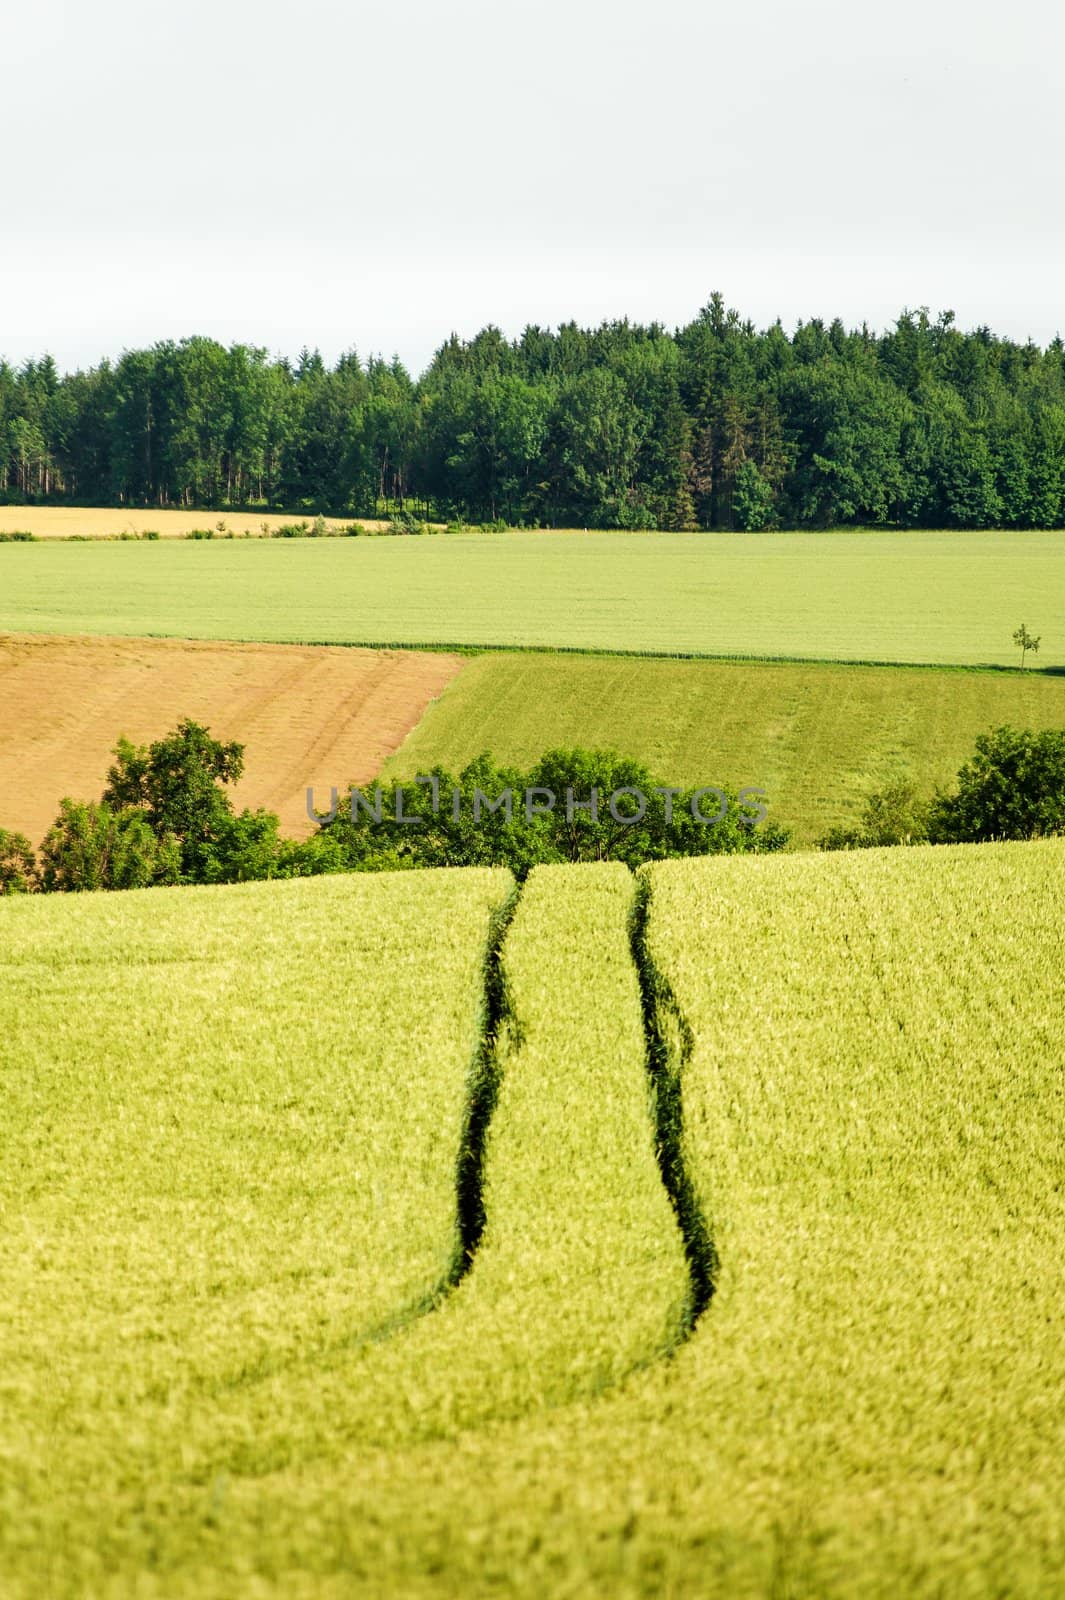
top-left (4, 0), bottom-right (1062, 375)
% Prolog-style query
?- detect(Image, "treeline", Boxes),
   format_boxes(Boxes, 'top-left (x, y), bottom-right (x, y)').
top-left (0, 723), bottom-right (786, 895)
top-left (4, 720), bottom-right (1063, 897)
top-left (4, 295), bottom-right (1065, 529)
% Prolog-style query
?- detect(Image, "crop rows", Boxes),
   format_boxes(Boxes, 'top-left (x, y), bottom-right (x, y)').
top-left (2, 841), bottom-right (1064, 1595)
top-left (632, 840), bottom-right (1065, 1592)
top-left (0, 869), bottom-right (512, 1583)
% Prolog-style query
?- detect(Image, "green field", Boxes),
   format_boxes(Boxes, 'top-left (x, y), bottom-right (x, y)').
top-left (3, 844), bottom-right (1065, 1596)
top-left (384, 651), bottom-right (1065, 843)
top-left (1, 528), bottom-right (1063, 665)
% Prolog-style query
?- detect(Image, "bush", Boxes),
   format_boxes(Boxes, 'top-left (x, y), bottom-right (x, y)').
top-left (185, 527), bottom-right (214, 539)
top-left (387, 510), bottom-right (428, 536)
top-left (926, 725), bottom-right (1065, 842)
top-left (203, 809), bottom-right (285, 883)
top-left (818, 779), bottom-right (929, 851)
top-left (273, 520), bottom-right (311, 538)
top-left (276, 830), bottom-right (349, 877)
top-left (0, 828), bottom-right (37, 893)
top-left (141, 529), bottom-right (160, 540)
top-left (39, 800), bottom-right (181, 892)
top-left (0, 530), bottom-right (35, 542)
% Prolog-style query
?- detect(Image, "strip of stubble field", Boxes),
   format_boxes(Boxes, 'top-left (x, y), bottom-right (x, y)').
top-left (0, 868), bottom-right (513, 1581)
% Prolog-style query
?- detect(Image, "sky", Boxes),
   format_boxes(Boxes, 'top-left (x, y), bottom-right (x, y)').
top-left (4, 0), bottom-right (1063, 376)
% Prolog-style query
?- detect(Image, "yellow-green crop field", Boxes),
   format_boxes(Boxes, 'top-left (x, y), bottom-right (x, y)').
top-left (3, 842), bottom-right (1064, 1596)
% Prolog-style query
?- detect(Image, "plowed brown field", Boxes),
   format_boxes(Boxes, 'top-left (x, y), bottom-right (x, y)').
top-left (0, 634), bottom-right (463, 845)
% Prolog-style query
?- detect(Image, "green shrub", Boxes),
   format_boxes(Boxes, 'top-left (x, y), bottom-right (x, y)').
top-left (276, 830), bottom-right (349, 877)
top-left (927, 725), bottom-right (1065, 842)
top-left (203, 809), bottom-right (285, 883)
top-left (387, 510), bottom-right (428, 536)
top-left (0, 529), bottom-right (35, 542)
top-left (818, 780), bottom-right (930, 851)
top-left (185, 527), bottom-right (214, 540)
top-left (0, 828), bottom-right (37, 893)
top-left (39, 800), bottom-right (181, 892)
top-left (273, 520), bottom-right (311, 538)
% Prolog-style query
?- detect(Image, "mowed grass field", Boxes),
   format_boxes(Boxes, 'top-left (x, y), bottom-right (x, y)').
top-left (1, 528), bottom-right (1062, 665)
top-left (384, 651), bottom-right (1065, 843)
top-left (0, 632), bottom-right (461, 845)
top-left (3, 843), bottom-right (1064, 1596)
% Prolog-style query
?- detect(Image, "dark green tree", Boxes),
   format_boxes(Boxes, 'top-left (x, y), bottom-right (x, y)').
top-left (321, 748), bottom-right (788, 877)
top-left (102, 720), bottom-right (246, 883)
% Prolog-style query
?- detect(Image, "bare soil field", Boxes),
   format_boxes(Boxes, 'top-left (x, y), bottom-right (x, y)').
top-left (0, 633), bottom-right (462, 844)
top-left (0, 507), bottom-right (398, 539)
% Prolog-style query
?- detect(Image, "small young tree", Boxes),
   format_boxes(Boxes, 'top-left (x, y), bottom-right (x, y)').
top-left (0, 828), bottom-right (37, 893)
top-left (1012, 624), bottom-right (1041, 667)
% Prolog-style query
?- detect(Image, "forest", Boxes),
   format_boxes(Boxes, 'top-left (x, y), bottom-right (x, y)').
top-left (3, 294), bottom-right (1065, 530)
